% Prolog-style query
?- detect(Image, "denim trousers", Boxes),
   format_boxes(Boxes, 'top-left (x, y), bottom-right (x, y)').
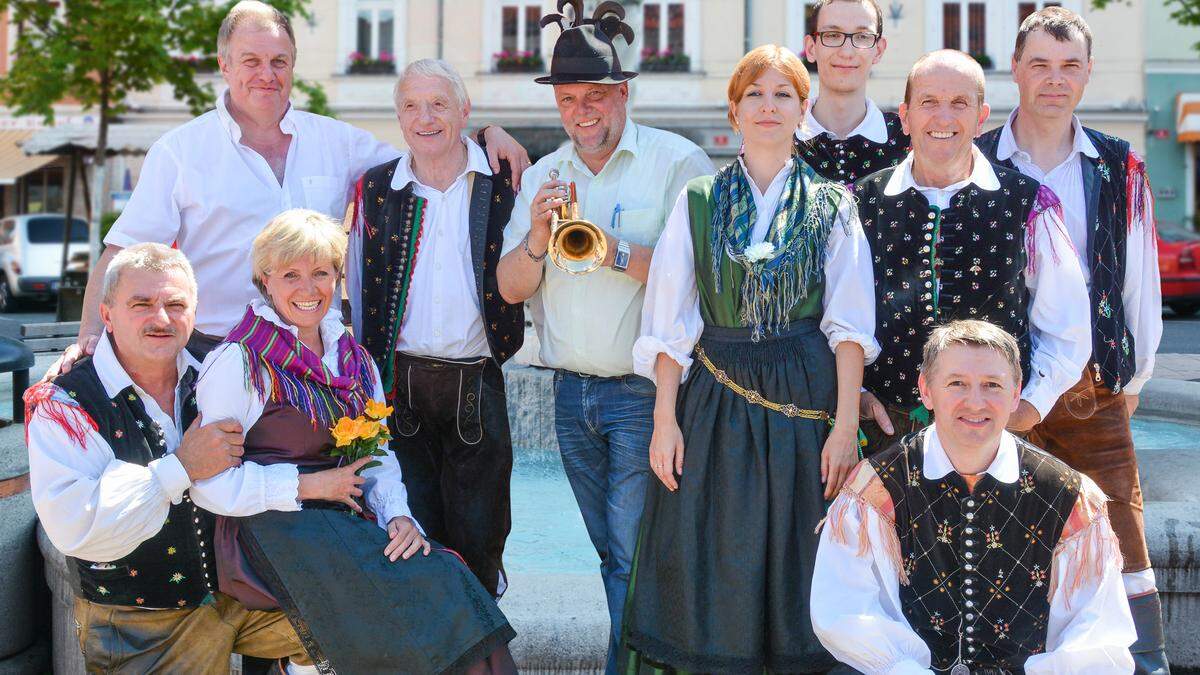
top-left (553, 370), bottom-right (654, 675)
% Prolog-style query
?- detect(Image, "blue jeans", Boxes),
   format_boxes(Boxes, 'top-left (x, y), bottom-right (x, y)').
top-left (554, 370), bottom-right (654, 675)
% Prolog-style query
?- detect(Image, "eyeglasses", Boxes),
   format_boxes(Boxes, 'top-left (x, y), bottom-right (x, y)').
top-left (812, 30), bottom-right (880, 49)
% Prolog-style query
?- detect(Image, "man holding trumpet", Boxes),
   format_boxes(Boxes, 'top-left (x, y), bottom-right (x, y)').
top-left (496, 2), bottom-right (711, 671)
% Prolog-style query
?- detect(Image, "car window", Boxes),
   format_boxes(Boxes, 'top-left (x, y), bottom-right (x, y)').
top-left (26, 217), bottom-right (88, 244)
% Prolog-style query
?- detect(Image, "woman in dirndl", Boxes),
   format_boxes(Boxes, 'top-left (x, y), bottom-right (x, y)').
top-left (621, 45), bottom-right (879, 673)
top-left (191, 209), bottom-right (516, 674)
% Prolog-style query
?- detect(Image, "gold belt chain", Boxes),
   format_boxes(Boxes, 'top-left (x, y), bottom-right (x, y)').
top-left (695, 346), bottom-right (830, 421)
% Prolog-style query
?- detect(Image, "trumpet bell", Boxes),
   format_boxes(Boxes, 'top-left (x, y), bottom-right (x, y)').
top-left (550, 218), bottom-right (608, 275)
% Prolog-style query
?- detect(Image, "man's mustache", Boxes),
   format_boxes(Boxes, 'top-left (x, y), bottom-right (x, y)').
top-left (142, 326), bottom-right (178, 337)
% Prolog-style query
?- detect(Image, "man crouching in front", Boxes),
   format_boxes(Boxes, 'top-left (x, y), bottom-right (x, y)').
top-left (811, 319), bottom-right (1136, 674)
top-left (26, 243), bottom-right (315, 674)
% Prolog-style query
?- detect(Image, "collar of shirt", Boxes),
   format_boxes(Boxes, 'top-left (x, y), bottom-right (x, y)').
top-left (737, 155), bottom-right (795, 243)
top-left (995, 107), bottom-right (1098, 165)
top-left (92, 331), bottom-right (201, 401)
top-left (796, 98), bottom-right (889, 143)
top-left (562, 117), bottom-right (640, 177)
top-left (249, 298), bottom-right (348, 369)
top-left (214, 88), bottom-right (299, 144)
top-left (921, 424), bottom-right (1020, 484)
top-left (389, 135), bottom-right (491, 193)
top-left (883, 146), bottom-right (1000, 197)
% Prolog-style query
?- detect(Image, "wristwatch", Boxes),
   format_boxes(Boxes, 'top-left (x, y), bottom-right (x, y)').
top-left (613, 239), bottom-right (631, 272)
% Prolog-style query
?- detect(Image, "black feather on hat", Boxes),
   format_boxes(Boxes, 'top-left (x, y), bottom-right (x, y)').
top-left (535, 0), bottom-right (638, 85)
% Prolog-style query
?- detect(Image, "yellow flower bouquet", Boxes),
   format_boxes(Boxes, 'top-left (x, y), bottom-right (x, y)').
top-left (328, 399), bottom-right (394, 472)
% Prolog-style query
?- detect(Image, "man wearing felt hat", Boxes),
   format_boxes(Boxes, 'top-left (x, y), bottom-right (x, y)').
top-left (496, 2), bottom-right (713, 672)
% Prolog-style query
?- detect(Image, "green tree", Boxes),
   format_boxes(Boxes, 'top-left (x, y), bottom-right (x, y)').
top-left (1093, 0), bottom-right (1200, 51)
top-left (0, 0), bottom-right (328, 256)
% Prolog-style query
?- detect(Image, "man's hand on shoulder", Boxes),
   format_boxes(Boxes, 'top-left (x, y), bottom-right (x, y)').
top-left (481, 126), bottom-right (532, 191)
top-left (175, 414), bottom-right (244, 482)
top-left (40, 334), bottom-right (101, 384)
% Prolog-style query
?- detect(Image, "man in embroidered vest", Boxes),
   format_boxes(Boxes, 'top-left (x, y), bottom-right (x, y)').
top-left (812, 319), bottom-right (1135, 674)
top-left (46, 0), bottom-right (532, 380)
top-left (345, 60), bottom-right (523, 600)
top-left (973, 10), bottom-right (1167, 672)
top-left (796, 0), bottom-right (910, 185)
top-left (495, 3), bottom-right (713, 672)
top-left (26, 244), bottom-right (316, 674)
top-left (855, 50), bottom-right (1090, 459)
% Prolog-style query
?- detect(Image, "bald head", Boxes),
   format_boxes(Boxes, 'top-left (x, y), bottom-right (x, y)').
top-left (904, 49), bottom-right (985, 107)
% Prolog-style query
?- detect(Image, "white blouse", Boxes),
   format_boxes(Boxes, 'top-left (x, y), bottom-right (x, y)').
top-left (192, 299), bottom-right (420, 534)
top-left (810, 427), bottom-right (1136, 675)
top-left (633, 158), bottom-right (879, 383)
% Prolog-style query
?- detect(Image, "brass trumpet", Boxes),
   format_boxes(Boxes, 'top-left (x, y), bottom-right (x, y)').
top-left (548, 170), bottom-right (607, 275)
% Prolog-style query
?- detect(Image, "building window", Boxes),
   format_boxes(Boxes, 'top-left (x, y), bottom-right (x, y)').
top-left (23, 166), bottom-right (63, 214)
top-left (347, 0), bottom-right (397, 74)
top-left (925, 0), bottom-right (1080, 72)
top-left (642, 1), bottom-right (689, 72)
top-left (493, 2), bottom-right (543, 72)
top-left (1018, 1), bottom-right (1061, 26)
top-left (941, 2), bottom-right (990, 67)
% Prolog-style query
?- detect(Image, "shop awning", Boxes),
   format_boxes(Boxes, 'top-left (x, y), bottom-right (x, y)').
top-left (0, 130), bottom-right (57, 185)
top-left (1178, 93), bottom-right (1200, 143)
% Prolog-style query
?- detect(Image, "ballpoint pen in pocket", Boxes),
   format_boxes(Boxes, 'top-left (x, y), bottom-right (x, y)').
top-left (611, 202), bottom-right (622, 231)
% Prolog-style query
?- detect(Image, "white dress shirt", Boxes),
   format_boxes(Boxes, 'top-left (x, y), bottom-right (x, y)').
top-left (503, 118), bottom-right (716, 377)
top-left (810, 425), bottom-right (1137, 675)
top-left (796, 97), bottom-right (891, 143)
top-left (106, 90), bottom-right (399, 336)
top-left (28, 334), bottom-right (200, 562)
top-left (633, 157), bottom-right (879, 383)
top-left (882, 148), bottom-right (1092, 420)
top-left (192, 300), bottom-right (420, 533)
top-left (346, 137), bottom-right (493, 359)
top-left (994, 109), bottom-right (1163, 395)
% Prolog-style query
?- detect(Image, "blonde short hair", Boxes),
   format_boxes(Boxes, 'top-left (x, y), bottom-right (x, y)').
top-left (102, 243), bottom-right (197, 305)
top-left (921, 320), bottom-right (1022, 385)
top-left (251, 209), bottom-right (347, 297)
top-left (217, 0), bottom-right (296, 60)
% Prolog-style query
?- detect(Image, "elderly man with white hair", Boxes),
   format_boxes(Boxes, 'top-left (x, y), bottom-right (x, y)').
top-left (345, 59), bottom-right (524, 599)
top-left (48, 0), bottom-right (531, 379)
top-left (25, 243), bottom-right (316, 674)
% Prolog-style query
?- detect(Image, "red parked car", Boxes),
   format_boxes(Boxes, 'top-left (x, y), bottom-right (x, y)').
top-left (1159, 224), bottom-right (1200, 316)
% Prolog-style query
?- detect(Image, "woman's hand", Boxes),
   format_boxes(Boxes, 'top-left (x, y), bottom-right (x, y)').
top-left (296, 456), bottom-right (372, 512)
top-left (649, 417), bottom-right (685, 492)
top-left (384, 516), bottom-right (430, 561)
top-left (821, 424), bottom-right (860, 500)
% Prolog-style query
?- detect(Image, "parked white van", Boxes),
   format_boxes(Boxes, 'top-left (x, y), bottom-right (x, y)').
top-left (0, 214), bottom-right (88, 311)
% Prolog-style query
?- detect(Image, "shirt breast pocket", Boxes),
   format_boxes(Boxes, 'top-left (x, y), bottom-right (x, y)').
top-left (612, 207), bottom-right (661, 246)
top-left (300, 175), bottom-right (344, 217)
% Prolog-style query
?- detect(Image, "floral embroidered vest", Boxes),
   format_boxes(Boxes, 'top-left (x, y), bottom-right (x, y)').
top-left (855, 165), bottom-right (1038, 411)
top-left (45, 359), bottom-right (215, 609)
top-left (869, 432), bottom-right (1081, 673)
top-left (977, 127), bottom-right (1141, 392)
top-left (794, 111), bottom-right (911, 186)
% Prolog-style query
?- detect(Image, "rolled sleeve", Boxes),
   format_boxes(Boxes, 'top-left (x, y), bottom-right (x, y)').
top-left (105, 139), bottom-right (183, 248)
top-left (149, 454), bottom-right (192, 504)
top-left (636, 189), bottom-right (702, 383)
top-left (821, 194), bottom-right (880, 364)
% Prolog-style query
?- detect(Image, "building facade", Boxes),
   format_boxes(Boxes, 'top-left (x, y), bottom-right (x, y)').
top-left (1144, 0), bottom-right (1200, 231)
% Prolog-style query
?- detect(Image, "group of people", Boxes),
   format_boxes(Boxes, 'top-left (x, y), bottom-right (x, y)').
top-left (22, 0), bottom-right (1167, 673)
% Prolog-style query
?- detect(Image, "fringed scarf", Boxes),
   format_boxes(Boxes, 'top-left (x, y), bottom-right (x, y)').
top-left (1023, 184), bottom-right (1068, 275)
top-left (224, 307), bottom-right (375, 429)
top-left (709, 154), bottom-right (851, 340)
top-left (23, 382), bottom-right (98, 447)
top-left (1126, 151), bottom-right (1157, 245)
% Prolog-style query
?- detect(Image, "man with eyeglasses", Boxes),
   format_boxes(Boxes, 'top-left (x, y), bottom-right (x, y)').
top-left (974, 8), bottom-right (1166, 673)
top-left (795, 0), bottom-right (910, 186)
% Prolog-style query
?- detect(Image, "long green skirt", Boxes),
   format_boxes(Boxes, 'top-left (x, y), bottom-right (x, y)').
top-left (621, 320), bottom-right (838, 674)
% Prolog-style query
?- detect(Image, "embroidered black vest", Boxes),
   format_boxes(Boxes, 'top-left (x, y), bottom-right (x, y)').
top-left (870, 432), bottom-right (1082, 673)
top-left (355, 157), bottom-right (524, 394)
top-left (977, 127), bottom-right (1137, 391)
top-left (794, 111), bottom-right (911, 186)
top-left (50, 359), bottom-right (215, 609)
top-left (855, 165), bottom-right (1039, 411)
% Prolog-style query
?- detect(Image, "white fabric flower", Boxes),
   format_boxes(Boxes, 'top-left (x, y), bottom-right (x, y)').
top-left (744, 241), bottom-right (776, 263)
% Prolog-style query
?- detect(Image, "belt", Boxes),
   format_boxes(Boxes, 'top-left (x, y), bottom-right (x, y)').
top-left (696, 346), bottom-right (829, 421)
top-left (394, 352), bottom-right (489, 370)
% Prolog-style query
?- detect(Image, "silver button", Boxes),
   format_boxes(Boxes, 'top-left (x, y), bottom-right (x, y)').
top-left (967, 500), bottom-right (976, 507)
top-left (966, 613), bottom-right (976, 620)
top-left (195, 529), bottom-right (202, 534)
top-left (965, 528), bottom-right (974, 534)
top-left (967, 626), bottom-right (974, 633)
top-left (965, 564), bottom-right (974, 571)
top-left (964, 578), bottom-right (973, 586)
top-left (193, 517), bottom-right (199, 523)
top-left (965, 512), bottom-right (975, 520)
top-left (928, 212), bottom-right (936, 220)
top-left (925, 305), bottom-right (933, 311)
top-left (965, 589), bottom-right (974, 596)
top-left (199, 541), bottom-right (205, 547)
top-left (201, 552), bottom-right (206, 558)
top-left (965, 600), bottom-right (975, 608)
top-left (925, 282), bottom-right (932, 288)
top-left (965, 539), bottom-right (974, 547)
top-left (964, 552), bottom-right (974, 559)
top-left (924, 233), bottom-right (932, 241)
top-left (968, 646), bottom-right (976, 653)
top-left (204, 573), bottom-right (209, 578)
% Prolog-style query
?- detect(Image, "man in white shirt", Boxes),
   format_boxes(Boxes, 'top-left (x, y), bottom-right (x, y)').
top-left (344, 60), bottom-right (524, 598)
top-left (795, 0), bottom-right (910, 186)
top-left (855, 50), bottom-right (1090, 457)
top-left (49, 0), bottom-right (530, 374)
top-left (812, 319), bottom-right (1135, 675)
top-left (27, 244), bottom-right (315, 674)
top-left (974, 8), bottom-right (1166, 672)
top-left (495, 5), bottom-right (713, 672)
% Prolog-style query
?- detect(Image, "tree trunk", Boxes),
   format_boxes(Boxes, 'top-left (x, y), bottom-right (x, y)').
top-left (90, 70), bottom-right (110, 266)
